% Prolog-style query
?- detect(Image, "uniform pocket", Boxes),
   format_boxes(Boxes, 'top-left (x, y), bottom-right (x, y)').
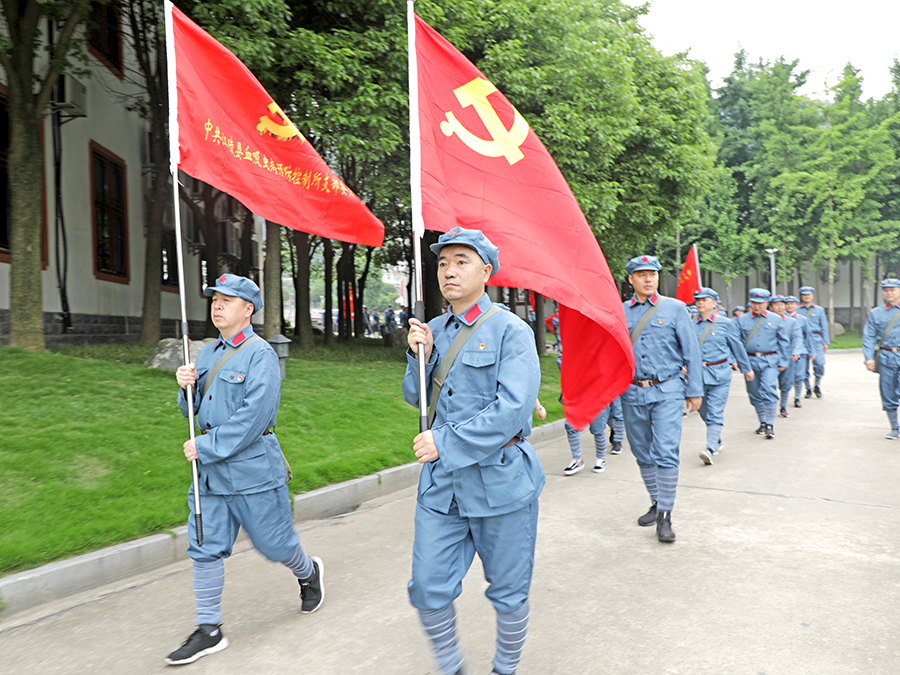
top-left (461, 349), bottom-right (497, 393)
top-left (479, 447), bottom-right (535, 508)
top-left (216, 368), bottom-right (247, 402)
top-left (227, 446), bottom-right (273, 491)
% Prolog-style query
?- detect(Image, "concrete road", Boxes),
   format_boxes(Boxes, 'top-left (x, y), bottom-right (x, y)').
top-left (1, 349), bottom-right (898, 675)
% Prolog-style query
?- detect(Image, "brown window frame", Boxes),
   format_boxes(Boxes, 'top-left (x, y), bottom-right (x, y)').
top-left (87, 1), bottom-right (124, 80)
top-left (90, 140), bottom-right (130, 284)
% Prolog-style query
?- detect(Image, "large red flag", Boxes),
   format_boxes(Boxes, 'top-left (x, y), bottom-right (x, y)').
top-left (413, 15), bottom-right (634, 428)
top-left (170, 5), bottom-right (383, 246)
top-left (676, 244), bottom-right (701, 304)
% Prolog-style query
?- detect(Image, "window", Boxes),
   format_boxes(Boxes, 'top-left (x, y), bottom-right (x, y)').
top-left (90, 141), bottom-right (129, 283)
top-left (88, 1), bottom-right (123, 78)
top-left (162, 229), bottom-right (179, 292)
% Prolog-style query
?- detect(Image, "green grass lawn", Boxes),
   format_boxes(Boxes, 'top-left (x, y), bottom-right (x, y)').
top-left (0, 340), bottom-right (562, 575)
top-left (831, 328), bottom-right (862, 350)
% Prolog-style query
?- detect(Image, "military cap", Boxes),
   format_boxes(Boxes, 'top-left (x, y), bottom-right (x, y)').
top-left (799, 286), bottom-right (815, 295)
top-left (625, 255), bottom-right (662, 274)
top-left (881, 278), bottom-right (900, 288)
top-left (430, 226), bottom-right (500, 277)
top-left (769, 294), bottom-right (786, 304)
top-left (204, 273), bottom-right (263, 313)
top-left (693, 287), bottom-right (719, 301)
top-left (733, 305), bottom-right (745, 315)
top-left (784, 295), bottom-right (799, 304)
top-left (748, 288), bottom-right (771, 303)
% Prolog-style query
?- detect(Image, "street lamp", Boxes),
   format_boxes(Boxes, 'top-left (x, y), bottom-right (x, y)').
top-left (765, 248), bottom-right (778, 296)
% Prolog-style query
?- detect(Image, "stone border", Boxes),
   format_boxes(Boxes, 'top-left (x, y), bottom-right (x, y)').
top-left (0, 420), bottom-right (564, 618)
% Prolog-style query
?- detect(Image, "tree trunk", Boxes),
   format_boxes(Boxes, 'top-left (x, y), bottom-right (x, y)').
top-left (849, 259), bottom-right (855, 332)
top-left (293, 230), bottom-right (314, 348)
top-left (356, 246), bottom-right (373, 337)
top-left (7, 91), bottom-right (45, 350)
top-left (263, 221), bottom-right (281, 339)
top-left (724, 273), bottom-right (733, 313)
top-left (827, 237), bottom-right (836, 338)
top-left (533, 291), bottom-right (546, 355)
top-left (422, 230), bottom-right (443, 320)
top-left (323, 238), bottom-right (334, 345)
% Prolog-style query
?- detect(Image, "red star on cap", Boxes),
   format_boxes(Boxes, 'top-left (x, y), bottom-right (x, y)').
top-left (218, 275), bottom-right (227, 283)
top-left (642, 256), bottom-right (648, 262)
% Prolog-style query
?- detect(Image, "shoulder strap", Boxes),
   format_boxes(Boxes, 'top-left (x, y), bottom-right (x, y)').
top-left (697, 320), bottom-right (716, 347)
top-left (879, 309), bottom-right (900, 348)
top-left (743, 315), bottom-right (767, 348)
top-left (629, 297), bottom-right (668, 344)
top-left (201, 335), bottom-right (264, 399)
top-left (427, 305), bottom-right (503, 428)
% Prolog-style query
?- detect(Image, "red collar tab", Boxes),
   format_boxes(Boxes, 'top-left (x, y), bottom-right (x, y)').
top-left (232, 330), bottom-right (246, 346)
top-left (464, 303), bottom-right (483, 323)
top-left (649, 292), bottom-right (659, 304)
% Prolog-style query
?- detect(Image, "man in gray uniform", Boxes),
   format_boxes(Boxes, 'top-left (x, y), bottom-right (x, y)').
top-left (797, 285), bottom-right (830, 397)
top-left (404, 227), bottom-right (543, 675)
top-left (863, 278), bottom-right (900, 439)
top-left (167, 274), bottom-right (323, 666)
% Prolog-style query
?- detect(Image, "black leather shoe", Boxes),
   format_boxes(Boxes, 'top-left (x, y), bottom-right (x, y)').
top-left (638, 501), bottom-right (658, 527)
top-left (794, 399), bottom-right (802, 408)
top-left (656, 510), bottom-right (676, 543)
top-left (814, 386), bottom-right (822, 398)
top-left (765, 424), bottom-right (774, 439)
top-left (755, 423), bottom-right (766, 435)
top-left (804, 389), bottom-right (813, 399)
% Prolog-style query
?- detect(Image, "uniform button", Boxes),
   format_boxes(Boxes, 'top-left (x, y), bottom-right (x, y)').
top-left (501, 456), bottom-right (505, 464)
top-left (448, 389), bottom-right (453, 396)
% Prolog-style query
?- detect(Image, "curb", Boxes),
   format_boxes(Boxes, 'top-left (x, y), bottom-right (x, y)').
top-left (0, 420), bottom-right (565, 619)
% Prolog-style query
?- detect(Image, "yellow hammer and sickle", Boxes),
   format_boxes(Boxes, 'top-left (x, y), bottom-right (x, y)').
top-left (257, 102), bottom-right (303, 142)
top-left (440, 78), bottom-right (529, 165)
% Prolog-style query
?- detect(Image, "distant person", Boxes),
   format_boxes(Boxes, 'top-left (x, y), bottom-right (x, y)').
top-left (404, 227), bottom-right (543, 675)
top-left (768, 295), bottom-right (803, 418)
top-left (385, 305), bottom-right (396, 331)
top-left (363, 305), bottom-right (372, 335)
top-left (689, 287), bottom-right (753, 466)
top-left (399, 305), bottom-right (409, 329)
top-left (784, 296), bottom-right (813, 409)
top-left (733, 305), bottom-right (745, 318)
top-left (371, 308), bottom-right (381, 335)
top-left (734, 288), bottom-right (790, 439)
top-left (796, 286), bottom-right (830, 398)
top-left (167, 274), bottom-right (323, 666)
top-left (863, 278), bottom-right (900, 439)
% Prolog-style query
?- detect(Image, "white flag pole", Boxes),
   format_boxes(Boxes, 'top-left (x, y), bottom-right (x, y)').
top-left (164, 0), bottom-right (203, 545)
top-left (408, 0), bottom-right (429, 432)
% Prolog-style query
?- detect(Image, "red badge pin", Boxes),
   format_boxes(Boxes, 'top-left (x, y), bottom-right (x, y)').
top-left (479, 343), bottom-right (485, 350)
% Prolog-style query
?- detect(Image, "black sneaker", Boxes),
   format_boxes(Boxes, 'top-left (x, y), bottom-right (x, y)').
top-left (804, 389), bottom-right (813, 399)
top-left (299, 556), bottom-right (325, 613)
top-left (166, 624), bottom-right (228, 665)
top-left (814, 386), bottom-right (822, 398)
top-left (656, 510), bottom-right (676, 543)
top-left (765, 424), bottom-right (775, 439)
top-left (563, 458), bottom-right (584, 476)
top-left (699, 448), bottom-right (713, 465)
top-left (779, 407), bottom-right (789, 418)
top-left (609, 442), bottom-right (623, 455)
top-left (755, 423), bottom-right (766, 435)
top-left (638, 501), bottom-right (658, 527)
top-left (794, 399), bottom-right (802, 408)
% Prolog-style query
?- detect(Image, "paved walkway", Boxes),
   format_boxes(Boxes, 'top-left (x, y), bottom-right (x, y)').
top-left (2, 350), bottom-right (899, 674)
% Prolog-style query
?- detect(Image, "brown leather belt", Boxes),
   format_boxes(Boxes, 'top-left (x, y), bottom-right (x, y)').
top-left (502, 436), bottom-right (523, 448)
top-left (703, 359), bottom-right (728, 367)
top-left (879, 346), bottom-right (900, 352)
top-left (201, 428), bottom-right (274, 435)
top-left (747, 351), bottom-right (776, 357)
top-left (633, 378), bottom-right (663, 388)
top-left (812, 331), bottom-right (822, 335)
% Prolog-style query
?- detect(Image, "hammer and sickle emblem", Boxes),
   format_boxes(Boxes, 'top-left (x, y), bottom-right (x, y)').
top-left (257, 102), bottom-right (303, 142)
top-left (440, 78), bottom-right (529, 165)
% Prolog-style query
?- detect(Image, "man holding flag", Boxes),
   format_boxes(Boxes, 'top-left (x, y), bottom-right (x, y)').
top-left (404, 227), bottom-right (543, 675)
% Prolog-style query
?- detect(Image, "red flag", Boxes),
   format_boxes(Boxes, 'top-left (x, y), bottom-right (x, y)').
top-left (414, 15), bottom-right (634, 428)
top-left (170, 6), bottom-right (383, 246)
top-left (676, 244), bottom-right (701, 304)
